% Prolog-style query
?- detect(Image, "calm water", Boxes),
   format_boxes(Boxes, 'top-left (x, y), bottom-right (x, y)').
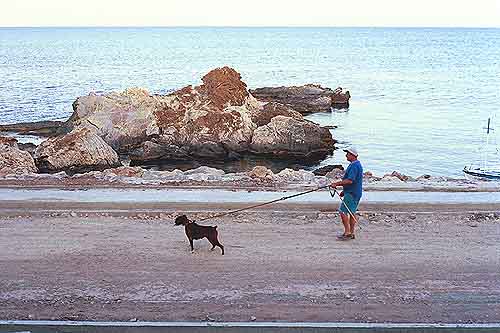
top-left (1, 27), bottom-right (500, 177)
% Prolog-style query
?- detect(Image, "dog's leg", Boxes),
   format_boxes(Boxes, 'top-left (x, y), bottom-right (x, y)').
top-left (189, 238), bottom-right (194, 253)
top-left (209, 239), bottom-right (224, 255)
top-left (218, 243), bottom-right (225, 255)
top-left (209, 239), bottom-right (216, 251)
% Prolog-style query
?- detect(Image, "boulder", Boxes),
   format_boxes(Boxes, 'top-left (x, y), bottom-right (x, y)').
top-left (250, 84), bottom-right (350, 114)
top-left (0, 136), bottom-right (38, 175)
top-left (250, 102), bottom-right (303, 127)
top-left (68, 87), bottom-right (159, 152)
top-left (248, 166), bottom-right (274, 179)
top-left (250, 116), bottom-right (334, 160)
top-left (331, 87), bottom-right (350, 108)
top-left (34, 127), bottom-right (121, 174)
top-left (275, 168), bottom-right (315, 182)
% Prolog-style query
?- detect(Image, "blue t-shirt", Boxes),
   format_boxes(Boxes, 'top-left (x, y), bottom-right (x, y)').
top-left (342, 160), bottom-right (363, 201)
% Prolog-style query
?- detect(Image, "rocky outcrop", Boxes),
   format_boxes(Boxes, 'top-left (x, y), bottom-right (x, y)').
top-left (250, 84), bottom-right (350, 114)
top-left (331, 87), bottom-right (350, 107)
top-left (66, 67), bottom-right (334, 165)
top-left (34, 127), bottom-right (121, 174)
top-left (250, 116), bottom-right (334, 159)
top-left (0, 136), bottom-right (38, 175)
top-left (0, 120), bottom-right (69, 137)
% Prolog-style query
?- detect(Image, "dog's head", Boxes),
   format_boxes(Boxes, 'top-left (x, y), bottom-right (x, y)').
top-left (174, 214), bottom-right (190, 226)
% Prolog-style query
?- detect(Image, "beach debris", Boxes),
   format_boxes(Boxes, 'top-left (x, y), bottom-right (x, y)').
top-left (248, 166), bottom-right (274, 179)
top-left (384, 171), bottom-right (413, 182)
top-left (102, 166), bottom-right (144, 178)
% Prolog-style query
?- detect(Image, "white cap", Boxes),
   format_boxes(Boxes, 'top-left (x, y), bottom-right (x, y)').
top-left (343, 147), bottom-right (359, 157)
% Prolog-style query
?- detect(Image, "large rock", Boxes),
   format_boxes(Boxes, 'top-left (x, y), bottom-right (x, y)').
top-left (65, 67), bottom-right (334, 164)
top-left (250, 102), bottom-right (303, 127)
top-left (68, 87), bottom-right (159, 152)
top-left (250, 84), bottom-right (350, 114)
top-left (0, 136), bottom-right (38, 175)
top-left (34, 127), bottom-right (121, 174)
top-left (250, 116), bottom-right (334, 160)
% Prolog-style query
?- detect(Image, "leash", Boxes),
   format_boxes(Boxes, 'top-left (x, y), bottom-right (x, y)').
top-left (194, 185), bottom-right (330, 223)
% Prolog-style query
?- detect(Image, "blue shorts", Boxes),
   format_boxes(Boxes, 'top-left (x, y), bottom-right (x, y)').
top-left (339, 192), bottom-right (360, 215)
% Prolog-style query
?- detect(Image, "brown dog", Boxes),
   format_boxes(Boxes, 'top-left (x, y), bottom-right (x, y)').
top-left (174, 215), bottom-right (224, 255)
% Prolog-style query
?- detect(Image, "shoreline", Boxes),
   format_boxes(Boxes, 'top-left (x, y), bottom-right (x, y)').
top-left (1, 165), bottom-right (499, 193)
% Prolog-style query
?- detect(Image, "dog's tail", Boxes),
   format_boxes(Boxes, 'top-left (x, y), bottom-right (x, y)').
top-left (213, 226), bottom-right (218, 229)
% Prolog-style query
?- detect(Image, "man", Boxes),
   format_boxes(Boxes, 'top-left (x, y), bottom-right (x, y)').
top-left (331, 147), bottom-right (363, 240)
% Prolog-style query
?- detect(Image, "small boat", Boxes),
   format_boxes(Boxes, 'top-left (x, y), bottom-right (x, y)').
top-left (463, 117), bottom-right (500, 180)
top-left (463, 166), bottom-right (500, 179)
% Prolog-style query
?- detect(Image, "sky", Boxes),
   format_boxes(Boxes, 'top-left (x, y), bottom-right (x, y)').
top-left (1, 0), bottom-right (499, 27)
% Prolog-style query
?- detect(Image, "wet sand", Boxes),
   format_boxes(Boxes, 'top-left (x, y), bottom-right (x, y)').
top-left (0, 198), bottom-right (499, 323)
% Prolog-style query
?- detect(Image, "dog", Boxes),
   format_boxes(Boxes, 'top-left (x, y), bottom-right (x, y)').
top-left (174, 215), bottom-right (224, 255)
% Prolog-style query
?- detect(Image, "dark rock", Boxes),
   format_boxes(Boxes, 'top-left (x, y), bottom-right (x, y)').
top-left (313, 164), bottom-right (344, 176)
top-left (331, 87), bottom-right (350, 108)
top-left (18, 142), bottom-right (37, 156)
top-left (250, 84), bottom-right (350, 114)
top-left (0, 120), bottom-right (70, 136)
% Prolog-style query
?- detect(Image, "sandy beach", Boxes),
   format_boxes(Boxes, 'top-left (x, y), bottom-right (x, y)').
top-left (1, 187), bottom-right (499, 323)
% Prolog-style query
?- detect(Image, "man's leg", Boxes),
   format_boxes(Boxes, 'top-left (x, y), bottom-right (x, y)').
top-left (340, 212), bottom-right (351, 235)
top-left (348, 213), bottom-right (356, 238)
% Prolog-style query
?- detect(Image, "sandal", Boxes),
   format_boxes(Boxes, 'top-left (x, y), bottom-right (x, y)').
top-left (337, 234), bottom-right (353, 241)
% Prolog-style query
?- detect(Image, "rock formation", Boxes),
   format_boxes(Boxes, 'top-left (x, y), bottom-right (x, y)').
top-left (67, 67), bottom-right (335, 164)
top-left (0, 136), bottom-right (38, 175)
top-left (0, 120), bottom-right (69, 137)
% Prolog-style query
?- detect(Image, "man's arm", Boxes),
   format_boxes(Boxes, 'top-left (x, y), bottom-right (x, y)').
top-left (331, 178), bottom-right (353, 187)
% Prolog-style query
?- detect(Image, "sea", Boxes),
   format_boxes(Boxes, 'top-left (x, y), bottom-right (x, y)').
top-left (1, 27), bottom-right (499, 177)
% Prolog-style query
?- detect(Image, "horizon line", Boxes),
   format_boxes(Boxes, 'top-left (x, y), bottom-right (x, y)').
top-left (1, 25), bottom-right (499, 29)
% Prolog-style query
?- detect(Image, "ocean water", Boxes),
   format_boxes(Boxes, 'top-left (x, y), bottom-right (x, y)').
top-left (1, 27), bottom-right (499, 177)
